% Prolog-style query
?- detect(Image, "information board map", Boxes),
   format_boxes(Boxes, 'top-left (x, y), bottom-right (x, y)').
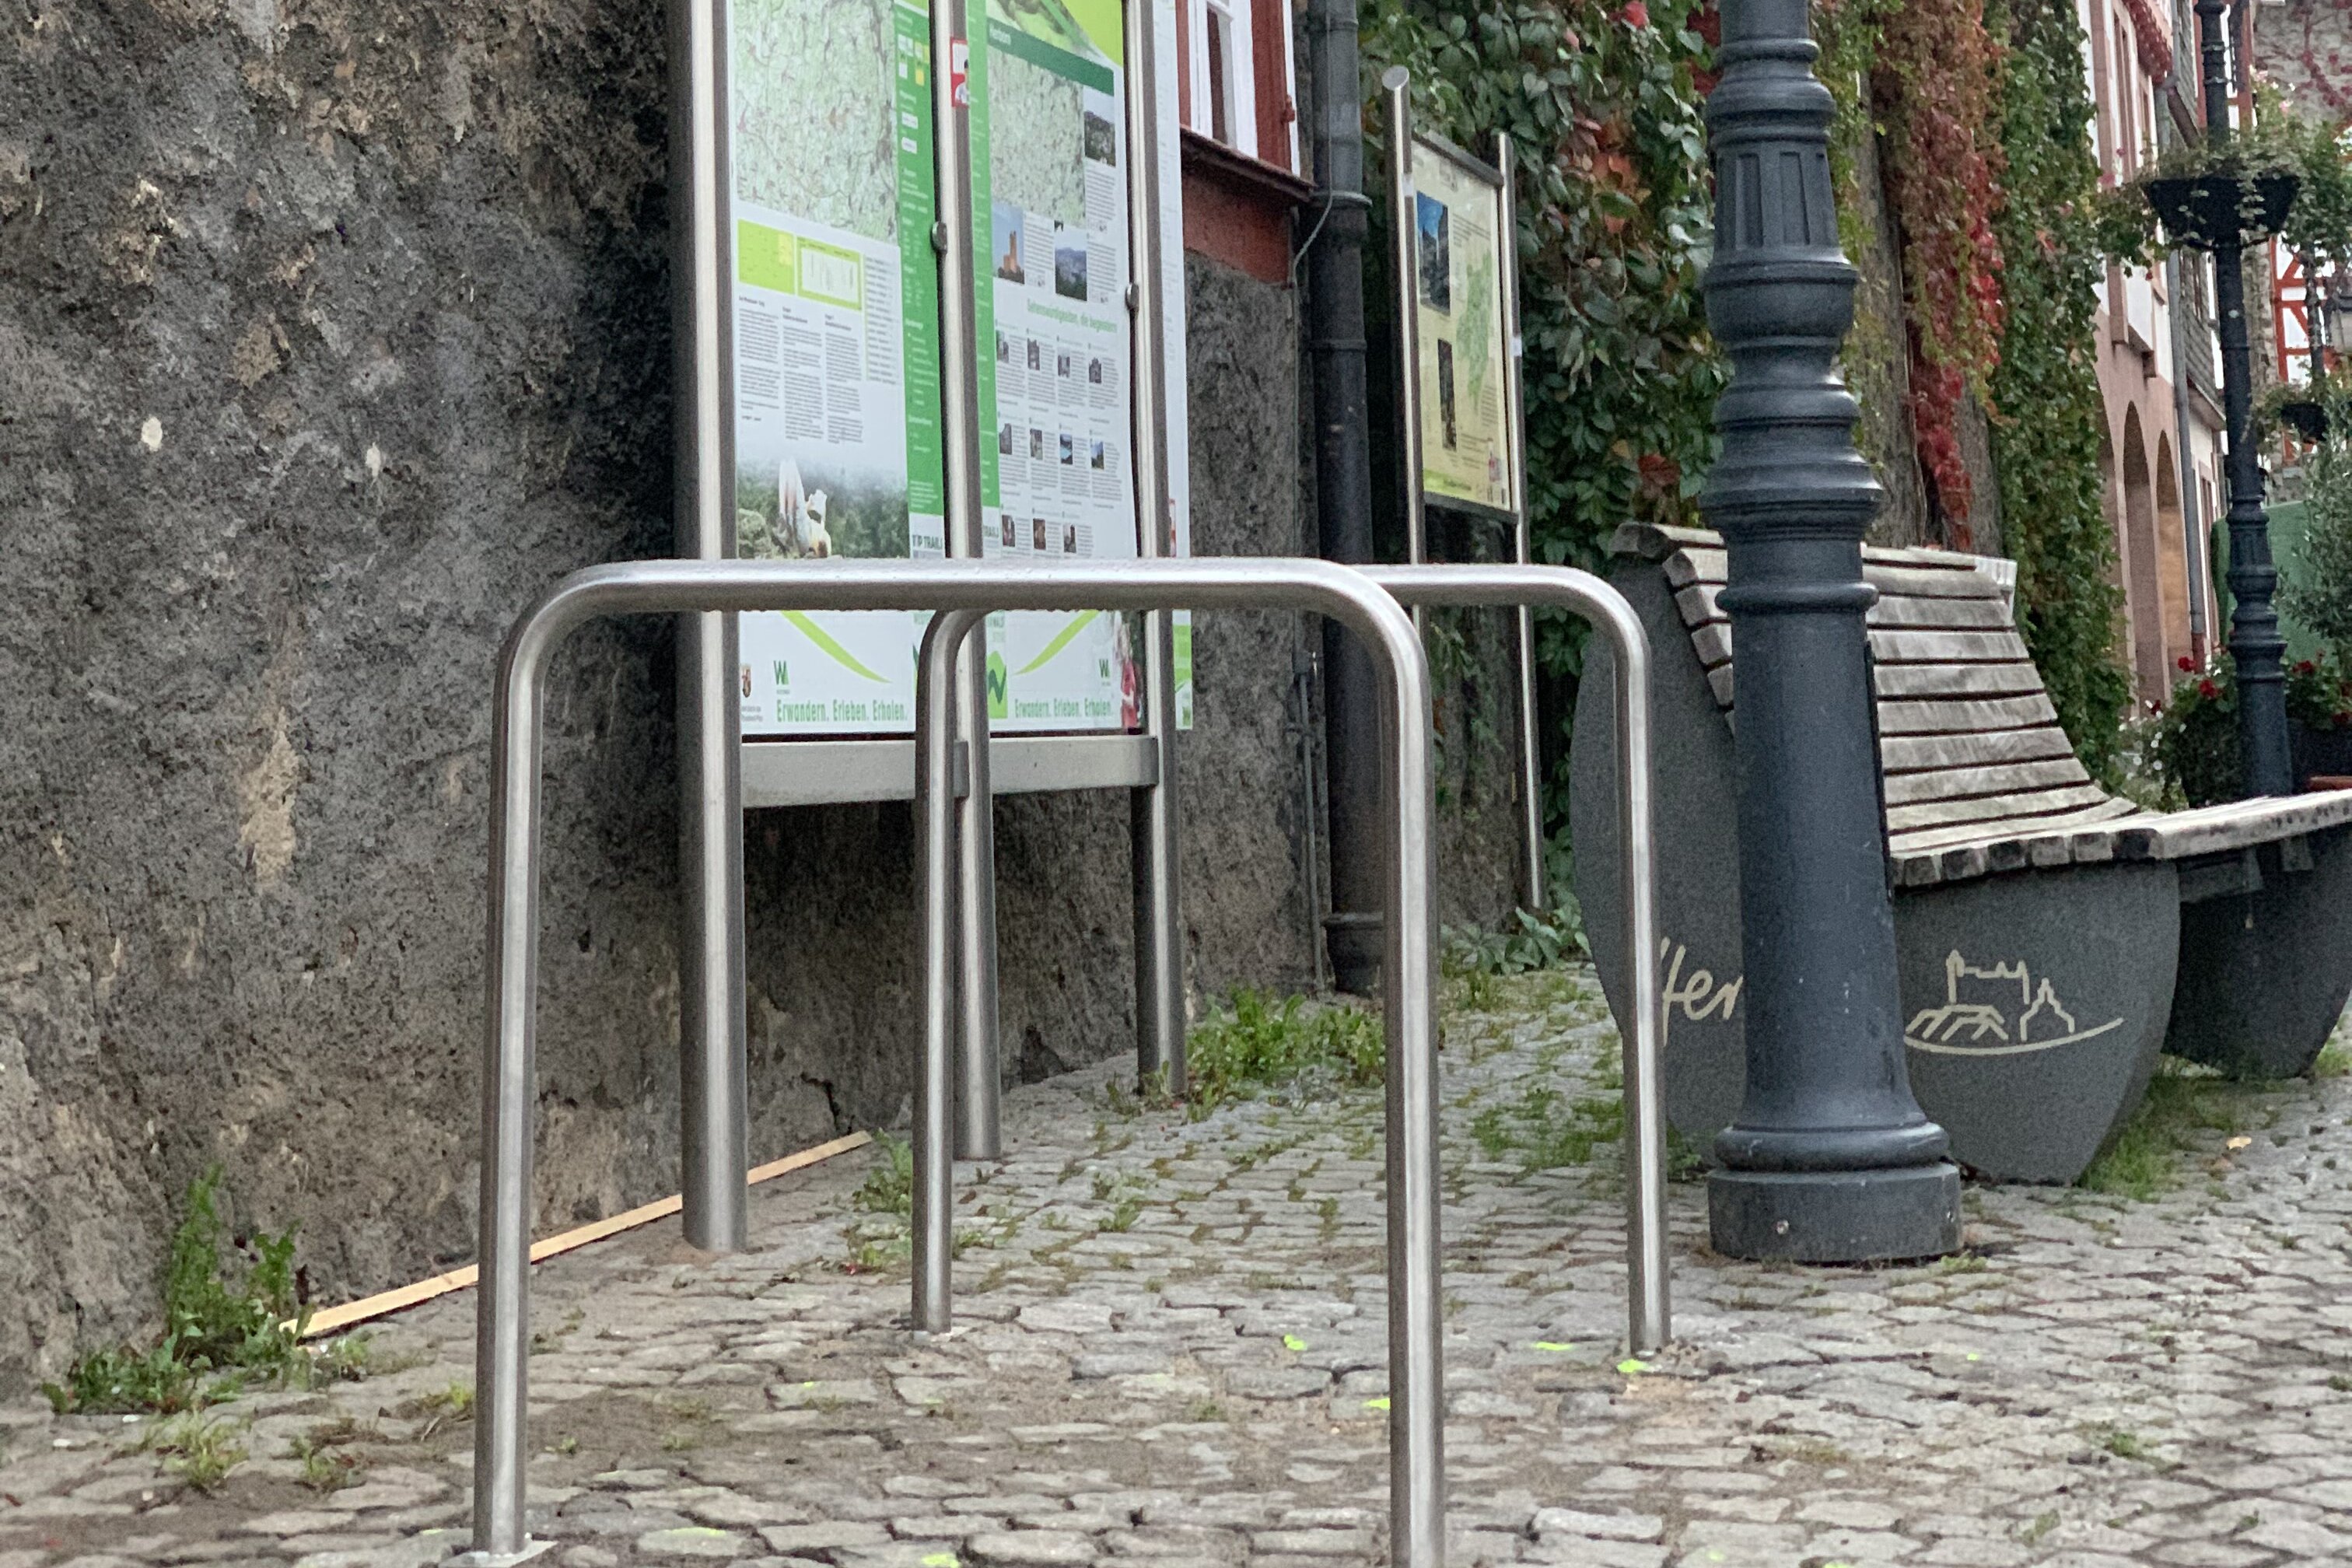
top-left (1411, 138), bottom-right (1514, 518)
top-left (728, 0), bottom-right (1190, 737)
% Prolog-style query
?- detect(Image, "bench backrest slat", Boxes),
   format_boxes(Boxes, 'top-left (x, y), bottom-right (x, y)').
top-left (1877, 692), bottom-right (2063, 735)
top-left (1884, 782), bottom-right (2117, 836)
top-left (1614, 521), bottom-right (2139, 878)
top-left (1881, 725), bottom-right (2081, 775)
top-left (1883, 755), bottom-right (2097, 809)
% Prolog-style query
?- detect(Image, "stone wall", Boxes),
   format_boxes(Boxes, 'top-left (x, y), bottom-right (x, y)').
top-left (0, 2), bottom-right (1517, 1388)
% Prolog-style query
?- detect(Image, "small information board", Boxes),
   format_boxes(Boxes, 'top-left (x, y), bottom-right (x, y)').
top-left (1407, 134), bottom-right (1517, 520)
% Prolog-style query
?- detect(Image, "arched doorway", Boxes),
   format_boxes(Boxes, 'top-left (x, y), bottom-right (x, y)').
top-left (2154, 432), bottom-right (2189, 681)
top-left (2122, 408), bottom-right (2165, 699)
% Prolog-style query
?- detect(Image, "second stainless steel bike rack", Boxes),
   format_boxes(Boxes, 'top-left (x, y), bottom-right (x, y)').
top-left (921, 563), bottom-right (1670, 1356)
top-left (467, 558), bottom-right (1444, 1568)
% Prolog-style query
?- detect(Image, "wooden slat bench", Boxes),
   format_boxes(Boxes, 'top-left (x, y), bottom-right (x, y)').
top-left (1569, 523), bottom-right (2352, 1183)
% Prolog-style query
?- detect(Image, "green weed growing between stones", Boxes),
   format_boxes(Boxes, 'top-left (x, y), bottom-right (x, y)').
top-left (45, 1167), bottom-right (324, 1415)
top-left (854, 1134), bottom-right (915, 1219)
top-left (2077, 1060), bottom-right (2253, 1201)
top-left (2085, 1422), bottom-right (2154, 1462)
top-left (143, 1412), bottom-right (248, 1492)
top-left (1184, 991), bottom-right (1383, 1116)
top-left (290, 1429), bottom-right (366, 1493)
top-left (842, 1134), bottom-right (917, 1271)
top-left (1472, 1082), bottom-right (1621, 1171)
top-left (1442, 908), bottom-right (1585, 1010)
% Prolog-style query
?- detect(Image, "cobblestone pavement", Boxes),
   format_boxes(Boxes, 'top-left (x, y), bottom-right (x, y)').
top-left (9, 968), bottom-right (2352, 1568)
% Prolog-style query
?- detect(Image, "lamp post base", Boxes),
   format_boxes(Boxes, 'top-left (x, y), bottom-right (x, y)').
top-left (1324, 911), bottom-right (1384, 996)
top-left (1709, 1163), bottom-right (1962, 1263)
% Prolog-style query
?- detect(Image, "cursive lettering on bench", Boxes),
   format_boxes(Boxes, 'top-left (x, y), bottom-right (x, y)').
top-left (1657, 936), bottom-right (1742, 1051)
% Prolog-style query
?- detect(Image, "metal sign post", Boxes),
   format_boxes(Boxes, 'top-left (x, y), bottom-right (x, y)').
top-left (1384, 70), bottom-right (1548, 912)
top-left (926, 0), bottom-right (1006, 1161)
top-left (1494, 136), bottom-right (1548, 914)
top-left (1384, 68), bottom-right (1429, 642)
top-left (1123, 0), bottom-right (1185, 1097)
top-left (667, 0), bottom-right (748, 1254)
top-left (464, 556), bottom-right (1441, 1568)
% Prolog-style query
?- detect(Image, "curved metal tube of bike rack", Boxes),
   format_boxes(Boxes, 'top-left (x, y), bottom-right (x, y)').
top-left (466, 558), bottom-right (1441, 1568)
top-left (1358, 565), bottom-right (1666, 1356)
top-left (921, 564), bottom-right (1668, 1357)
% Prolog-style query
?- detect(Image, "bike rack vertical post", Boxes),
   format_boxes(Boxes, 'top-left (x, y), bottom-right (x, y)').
top-left (927, 0), bottom-right (1005, 1164)
top-left (1361, 565), bottom-right (1669, 1356)
top-left (915, 611), bottom-right (979, 1335)
top-left (669, 0), bottom-right (749, 1256)
top-left (1125, 0), bottom-right (1185, 1099)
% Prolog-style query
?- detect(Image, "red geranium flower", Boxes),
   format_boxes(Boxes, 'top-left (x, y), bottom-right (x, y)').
top-left (2296, 659), bottom-right (2318, 675)
top-left (2178, 655), bottom-right (2197, 672)
top-left (1619, 1), bottom-right (1650, 26)
top-left (2198, 678), bottom-right (2220, 698)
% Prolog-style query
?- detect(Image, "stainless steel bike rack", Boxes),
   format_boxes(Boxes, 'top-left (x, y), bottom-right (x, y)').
top-left (466, 557), bottom-right (1442, 1568)
top-left (1360, 565), bottom-right (1667, 1356)
top-left (924, 563), bottom-right (1669, 1356)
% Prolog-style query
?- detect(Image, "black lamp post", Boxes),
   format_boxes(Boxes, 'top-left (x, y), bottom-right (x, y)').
top-left (1697, 0), bottom-right (1962, 1260)
top-left (2197, 0), bottom-right (2295, 796)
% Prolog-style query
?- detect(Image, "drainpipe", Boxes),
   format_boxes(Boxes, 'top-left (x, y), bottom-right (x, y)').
top-left (1303, 0), bottom-right (1383, 992)
top-left (2168, 249), bottom-right (2212, 662)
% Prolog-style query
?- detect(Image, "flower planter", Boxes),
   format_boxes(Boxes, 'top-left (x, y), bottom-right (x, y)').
top-left (2147, 171), bottom-right (2300, 249)
top-left (2281, 397), bottom-right (2331, 442)
top-left (2294, 719), bottom-right (2352, 789)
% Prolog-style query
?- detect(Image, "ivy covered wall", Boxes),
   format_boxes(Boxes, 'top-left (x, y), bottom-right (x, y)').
top-left (1356, 0), bottom-right (2133, 831)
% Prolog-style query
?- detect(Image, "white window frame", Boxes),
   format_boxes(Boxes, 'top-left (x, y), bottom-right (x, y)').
top-left (1186, 0), bottom-right (1259, 160)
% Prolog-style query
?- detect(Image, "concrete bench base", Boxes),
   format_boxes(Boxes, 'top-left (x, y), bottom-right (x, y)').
top-left (1572, 585), bottom-right (2175, 1183)
top-left (1572, 527), bottom-right (2352, 1183)
top-left (2166, 831), bottom-right (2352, 1078)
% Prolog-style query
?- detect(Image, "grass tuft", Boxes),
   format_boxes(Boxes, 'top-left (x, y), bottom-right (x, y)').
top-left (1471, 1083), bottom-right (1622, 1171)
top-left (45, 1167), bottom-right (337, 1415)
top-left (2078, 1059), bottom-right (2255, 1201)
top-left (1185, 991), bottom-right (1382, 1115)
top-left (144, 1412), bottom-right (247, 1492)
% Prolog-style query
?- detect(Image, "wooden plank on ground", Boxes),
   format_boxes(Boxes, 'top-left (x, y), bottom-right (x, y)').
top-left (298, 1132), bottom-right (875, 1339)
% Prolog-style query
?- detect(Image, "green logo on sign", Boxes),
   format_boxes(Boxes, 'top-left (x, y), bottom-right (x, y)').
top-left (772, 660), bottom-right (789, 691)
top-left (986, 653), bottom-right (1008, 719)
